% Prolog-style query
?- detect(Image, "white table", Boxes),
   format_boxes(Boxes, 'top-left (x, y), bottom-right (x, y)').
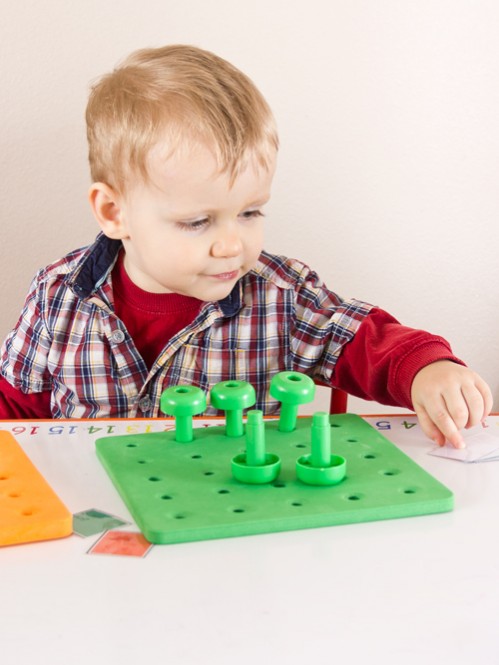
top-left (1, 415), bottom-right (498, 665)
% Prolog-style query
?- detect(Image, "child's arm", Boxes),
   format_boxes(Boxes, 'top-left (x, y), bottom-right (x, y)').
top-left (330, 308), bottom-right (492, 447)
top-left (410, 361), bottom-right (492, 449)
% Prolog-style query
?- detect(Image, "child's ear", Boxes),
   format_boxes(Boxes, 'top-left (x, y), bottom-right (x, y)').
top-left (88, 183), bottom-right (129, 240)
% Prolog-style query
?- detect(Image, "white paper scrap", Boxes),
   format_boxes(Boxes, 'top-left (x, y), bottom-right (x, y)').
top-left (429, 428), bottom-right (499, 463)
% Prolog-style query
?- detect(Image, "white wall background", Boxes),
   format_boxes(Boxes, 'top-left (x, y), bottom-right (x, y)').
top-left (1, 0), bottom-right (498, 415)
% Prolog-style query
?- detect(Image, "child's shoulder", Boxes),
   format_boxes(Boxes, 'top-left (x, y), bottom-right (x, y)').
top-left (25, 240), bottom-right (99, 305)
top-left (250, 250), bottom-right (322, 290)
top-left (34, 245), bottom-right (91, 282)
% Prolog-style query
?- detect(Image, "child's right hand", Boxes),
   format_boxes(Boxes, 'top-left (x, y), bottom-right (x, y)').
top-left (410, 361), bottom-right (493, 449)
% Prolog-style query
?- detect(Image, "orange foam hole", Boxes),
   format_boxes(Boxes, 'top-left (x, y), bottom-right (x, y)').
top-left (0, 431), bottom-right (72, 546)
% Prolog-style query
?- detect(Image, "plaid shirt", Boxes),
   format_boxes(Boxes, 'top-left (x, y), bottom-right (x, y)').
top-left (1, 234), bottom-right (373, 418)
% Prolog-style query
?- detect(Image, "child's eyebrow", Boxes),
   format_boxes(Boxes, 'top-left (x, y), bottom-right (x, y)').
top-left (243, 196), bottom-right (270, 210)
top-left (244, 194), bottom-right (271, 208)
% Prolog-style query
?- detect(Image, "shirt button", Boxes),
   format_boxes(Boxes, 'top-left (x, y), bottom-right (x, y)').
top-left (111, 329), bottom-right (126, 344)
top-left (138, 396), bottom-right (152, 413)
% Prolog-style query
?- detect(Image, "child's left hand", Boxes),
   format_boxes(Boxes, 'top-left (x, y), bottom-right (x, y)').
top-left (410, 360), bottom-right (493, 449)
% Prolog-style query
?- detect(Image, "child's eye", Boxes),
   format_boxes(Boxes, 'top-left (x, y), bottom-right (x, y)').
top-left (240, 209), bottom-right (265, 220)
top-left (177, 218), bottom-right (210, 232)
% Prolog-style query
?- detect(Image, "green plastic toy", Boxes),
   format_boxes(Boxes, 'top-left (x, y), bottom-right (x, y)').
top-left (96, 409), bottom-right (454, 545)
top-left (210, 380), bottom-right (256, 437)
top-left (160, 385), bottom-right (206, 442)
top-left (231, 410), bottom-right (281, 484)
top-left (96, 372), bottom-right (454, 545)
top-left (269, 371), bottom-right (316, 432)
top-left (296, 412), bottom-right (346, 486)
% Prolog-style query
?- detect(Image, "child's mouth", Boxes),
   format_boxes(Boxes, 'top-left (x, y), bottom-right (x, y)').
top-left (210, 270), bottom-right (239, 281)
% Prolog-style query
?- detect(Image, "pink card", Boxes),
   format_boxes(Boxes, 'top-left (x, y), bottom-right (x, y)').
top-left (88, 530), bottom-right (153, 557)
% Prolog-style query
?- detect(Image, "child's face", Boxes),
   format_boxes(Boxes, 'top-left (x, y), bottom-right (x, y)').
top-left (114, 142), bottom-right (275, 301)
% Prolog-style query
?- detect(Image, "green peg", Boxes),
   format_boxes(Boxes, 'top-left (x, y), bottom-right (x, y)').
top-left (269, 371), bottom-right (316, 432)
top-left (296, 411), bottom-right (346, 486)
top-left (246, 409), bottom-right (266, 466)
top-left (231, 410), bottom-right (281, 484)
top-left (311, 411), bottom-right (332, 467)
top-left (210, 380), bottom-right (256, 437)
top-left (160, 385), bottom-right (207, 443)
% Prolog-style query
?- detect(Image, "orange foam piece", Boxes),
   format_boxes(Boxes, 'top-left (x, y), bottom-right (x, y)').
top-left (0, 431), bottom-right (72, 546)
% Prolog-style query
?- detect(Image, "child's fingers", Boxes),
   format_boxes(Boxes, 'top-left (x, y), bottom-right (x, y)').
top-left (415, 397), bottom-right (466, 449)
top-left (476, 375), bottom-right (494, 419)
top-left (461, 381), bottom-right (490, 428)
top-left (456, 374), bottom-right (492, 429)
top-left (414, 403), bottom-right (447, 447)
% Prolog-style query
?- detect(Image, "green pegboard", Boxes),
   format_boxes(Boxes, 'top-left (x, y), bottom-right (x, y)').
top-left (95, 415), bottom-right (453, 545)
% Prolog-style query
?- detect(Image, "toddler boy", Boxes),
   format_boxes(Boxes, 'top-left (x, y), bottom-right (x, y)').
top-left (0, 45), bottom-right (492, 448)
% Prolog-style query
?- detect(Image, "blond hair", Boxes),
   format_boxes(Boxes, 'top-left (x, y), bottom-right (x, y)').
top-left (86, 44), bottom-right (278, 192)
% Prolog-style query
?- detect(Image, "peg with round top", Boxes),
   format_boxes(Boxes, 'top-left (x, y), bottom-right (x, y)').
top-left (269, 371), bottom-right (316, 432)
top-left (160, 385), bottom-right (207, 443)
top-left (210, 380), bottom-right (256, 437)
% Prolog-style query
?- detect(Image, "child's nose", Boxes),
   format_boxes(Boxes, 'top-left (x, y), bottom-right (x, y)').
top-left (211, 227), bottom-right (243, 257)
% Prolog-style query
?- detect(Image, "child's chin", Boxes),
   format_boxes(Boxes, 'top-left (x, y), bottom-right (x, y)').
top-left (198, 283), bottom-right (237, 302)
